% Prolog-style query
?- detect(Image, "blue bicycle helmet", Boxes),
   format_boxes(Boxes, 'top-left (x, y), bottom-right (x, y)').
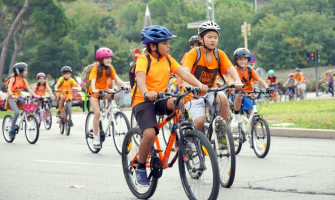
top-left (141, 25), bottom-right (176, 44)
top-left (268, 70), bottom-right (275, 75)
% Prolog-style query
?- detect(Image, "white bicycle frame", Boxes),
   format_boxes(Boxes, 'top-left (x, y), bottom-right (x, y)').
top-left (210, 115), bottom-right (226, 155)
top-left (15, 111), bottom-right (29, 132)
top-left (239, 105), bottom-right (258, 136)
top-left (99, 98), bottom-right (121, 136)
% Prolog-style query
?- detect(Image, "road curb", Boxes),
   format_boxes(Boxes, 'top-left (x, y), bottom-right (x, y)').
top-left (269, 127), bottom-right (335, 139)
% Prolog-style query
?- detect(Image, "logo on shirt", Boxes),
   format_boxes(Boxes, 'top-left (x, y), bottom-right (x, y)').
top-left (193, 65), bottom-right (218, 88)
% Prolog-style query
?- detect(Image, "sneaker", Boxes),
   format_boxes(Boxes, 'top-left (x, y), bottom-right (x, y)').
top-left (34, 108), bottom-right (39, 115)
top-left (9, 129), bottom-right (15, 139)
top-left (93, 137), bottom-right (101, 149)
top-left (135, 169), bottom-right (150, 187)
top-left (56, 111), bottom-right (60, 117)
top-left (46, 120), bottom-right (50, 125)
top-left (230, 114), bottom-right (239, 131)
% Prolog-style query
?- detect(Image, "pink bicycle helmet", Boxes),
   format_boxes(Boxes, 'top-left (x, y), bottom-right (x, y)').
top-left (96, 47), bottom-right (113, 62)
top-left (36, 72), bottom-right (46, 80)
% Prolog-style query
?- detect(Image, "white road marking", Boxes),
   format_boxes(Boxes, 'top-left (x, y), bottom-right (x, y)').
top-left (34, 159), bottom-right (122, 167)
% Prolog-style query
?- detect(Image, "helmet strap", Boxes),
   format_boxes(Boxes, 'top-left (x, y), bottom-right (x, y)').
top-left (154, 43), bottom-right (162, 61)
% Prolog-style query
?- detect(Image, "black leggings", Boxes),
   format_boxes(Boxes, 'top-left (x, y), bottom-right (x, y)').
top-left (82, 100), bottom-right (90, 112)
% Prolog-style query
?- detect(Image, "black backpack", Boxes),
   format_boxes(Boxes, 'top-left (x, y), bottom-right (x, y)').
top-left (129, 54), bottom-right (171, 105)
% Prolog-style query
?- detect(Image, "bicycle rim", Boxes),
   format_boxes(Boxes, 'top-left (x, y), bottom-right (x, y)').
top-left (43, 109), bottom-right (52, 130)
top-left (25, 115), bottom-right (39, 144)
top-left (234, 125), bottom-right (243, 155)
top-left (2, 115), bottom-right (14, 143)
top-left (252, 117), bottom-right (271, 158)
top-left (59, 116), bottom-right (64, 134)
top-left (130, 111), bottom-right (141, 146)
top-left (66, 104), bottom-right (71, 136)
top-left (85, 112), bottom-right (100, 153)
top-left (122, 128), bottom-right (158, 199)
top-left (113, 111), bottom-right (130, 155)
top-left (178, 130), bottom-right (220, 200)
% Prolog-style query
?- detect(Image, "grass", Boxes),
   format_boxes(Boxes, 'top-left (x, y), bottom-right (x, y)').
top-left (0, 107), bottom-right (83, 119)
top-left (258, 99), bottom-right (335, 130)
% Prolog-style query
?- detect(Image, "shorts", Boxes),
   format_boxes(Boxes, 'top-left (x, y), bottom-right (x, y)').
top-left (133, 100), bottom-right (171, 135)
top-left (269, 85), bottom-right (278, 92)
top-left (184, 91), bottom-right (224, 121)
top-left (230, 92), bottom-right (254, 111)
top-left (300, 84), bottom-right (306, 90)
top-left (56, 92), bottom-right (72, 101)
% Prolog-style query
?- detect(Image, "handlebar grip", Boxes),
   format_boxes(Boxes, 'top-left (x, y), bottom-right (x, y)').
top-left (185, 86), bottom-right (192, 92)
top-left (144, 96), bottom-right (149, 101)
top-left (193, 87), bottom-right (200, 94)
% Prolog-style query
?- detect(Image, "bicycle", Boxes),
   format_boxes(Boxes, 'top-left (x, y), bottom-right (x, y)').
top-left (318, 82), bottom-right (328, 96)
top-left (35, 97), bottom-right (52, 130)
top-left (233, 90), bottom-right (271, 158)
top-left (56, 89), bottom-right (79, 135)
top-left (122, 87), bottom-right (220, 200)
top-left (85, 88), bottom-right (130, 154)
top-left (284, 86), bottom-right (295, 101)
top-left (2, 97), bottom-right (39, 144)
top-left (202, 84), bottom-right (238, 188)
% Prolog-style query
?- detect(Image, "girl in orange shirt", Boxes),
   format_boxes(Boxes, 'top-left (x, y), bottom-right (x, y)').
top-left (89, 47), bottom-right (130, 149)
top-left (34, 72), bottom-right (54, 115)
top-left (5, 62), bottom-right (40, 139)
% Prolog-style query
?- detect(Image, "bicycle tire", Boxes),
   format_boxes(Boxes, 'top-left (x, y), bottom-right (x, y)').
top-left (65, 103), bottom-right (71, 136)
top-left (59, 115), bottom-right (65, 134)
top-left (130, 110), bottom-right (141, 146)
top-left (112, 111), bottom-right (130, 155)
top-left (85, 112), bottom-right (101, 154)
top-left (159, 115), bottom-right (172, 146)
top-left (178, 129), bottom-right (220, 200)
top-left (25, 115), bottom-right (39, 144)
top-left (122, 128), bottom-right (158, 199)
top-left (215, 121), bottom-right (236, 188)
top-left (37, 112), bottom-right (42, 128)
top-left (235, 125), bottom-right (243, 155)
top-left (43, 109), bottom-right (52, 130)
top-left (2, 115), bottom-right (15, 143)
top-left (252, 117), bottom-right (271, 158)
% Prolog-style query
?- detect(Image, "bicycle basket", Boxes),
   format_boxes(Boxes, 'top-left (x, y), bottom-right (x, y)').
top-left (24, 103), bottom-right (36, 113)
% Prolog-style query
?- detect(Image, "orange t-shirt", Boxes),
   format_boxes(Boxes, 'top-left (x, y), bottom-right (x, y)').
top-left (89, 65), bottom-right (117, 91)
top-left (34, 83), bottom-right (47, 96)
top-left (131, 54), bottom-right (181, 108)
top-left (294, 73), bottom-right (304, 83)
top-left (229, 66), bottom-right (260, 92)
top-left (8, 76), bottom-right (28, 95)
top-left (108, 78), bottom-right (114, 89)
top-left (180, 52), bottom-right (188, 65)
top-left (56, 77), bottom-right (78, 99)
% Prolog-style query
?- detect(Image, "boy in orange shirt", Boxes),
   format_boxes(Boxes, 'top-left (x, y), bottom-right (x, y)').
top-left (294, 68), bottom-right (305, 100)
top-left (5, 62), bottom-right (41, 139)
top-left (55, 66), bottom-right (81, 125)
top-left (89, 47), bottom-right (130, 149)
top-left (183, 21), bottom-right (242, 132)
top-left (34, 72), bottom-right (54, 116)
top-left (132, 25), bottom-right (208, 186)
top-left (229, 48), bottom-right (270, 131)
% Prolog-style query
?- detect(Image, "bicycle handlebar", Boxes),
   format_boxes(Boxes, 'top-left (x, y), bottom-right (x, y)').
top-left (55, 89), bottom-right (80, 93)
top-left (98, 87), bottom-right (129, 95)
top-left (208, 84), bottom-right (243, 93)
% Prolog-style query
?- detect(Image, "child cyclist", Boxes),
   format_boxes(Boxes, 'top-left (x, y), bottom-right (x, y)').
top-left (132, 25), bottom-right (209, 186)
top-left (229, 48), bottom-right (271, 131)
top-left (34, 73), bottom-right (54, 116)
top-left (294, 68), bottom-right (305, 100)
top-left (283, 73), bottom-right (297, 96)
top-left (5, 62), bottom-right (41, 139)
top-left (183, 21), bottom-right (242, 132)
top-left (266, 70), bottom-right (279, 100)
top-left (89, 47), bottom-right (130, 149)
top-left (55, 66), bottom-right (81, 125)
top-left (180, 35), bottom-right (201, 65)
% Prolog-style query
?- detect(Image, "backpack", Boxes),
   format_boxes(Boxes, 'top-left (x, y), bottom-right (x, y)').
top-left (5, 76), bottom-right (25, 92)
top-left (129, 54), bottom-right (171, 105)
top-left (193, 47), bottom-right (227, 85)
top-left (235, 66), bottom-right (252, 83)
top-left (80, 64), bottom-right (94, 90)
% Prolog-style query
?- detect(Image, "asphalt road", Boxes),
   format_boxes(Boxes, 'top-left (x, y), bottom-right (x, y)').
top-left (0, 111), bottom-right (335, 200)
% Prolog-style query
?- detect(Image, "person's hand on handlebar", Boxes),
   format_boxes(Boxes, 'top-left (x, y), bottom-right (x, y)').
top-left (144, 91), bottom-right (157, 101)
top-left (92, 89), bottom-right (99, 94)
top-left (199, 84), bottom-right (209, 93)
top-left (234, 80), bottom-right (243, 90)
top-left (266, 87), bottom-right (274, 94)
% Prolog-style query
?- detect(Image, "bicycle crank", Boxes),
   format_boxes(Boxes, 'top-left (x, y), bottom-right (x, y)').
top-left (148, 157), bottom-right (163, 180)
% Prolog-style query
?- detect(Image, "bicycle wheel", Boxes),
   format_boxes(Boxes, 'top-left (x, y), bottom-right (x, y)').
top-left (43, 109), bottom-right (52, 130)
top-left (158, 115), bottom-right (172, 146)
top-left (25, 115), bottom-right (39, 144)
top-left (235, 124), bottom-right (243, 155)
top-left (178, 130), bottom-right (220, 200)
top-left (59, 115), bottom-right (65, 134)
top-left (130, 110), bottom-right (142, 146)
top-left (122, 128), bottom-right (158, 199)
top-left (252, 117), bottom-right (271, 158)
top-left (85, 112), bottom-right (100, 154)
top-left (2, 115), bottom-right (15, 143)
top-left (215, 121), bottom-right (236, 188)
top-left (65, 103), bottom-right (71, 136)
top-left (37, 112), bottom-right (42, 128)
top-left (112, 111), bottom-right (130, 155)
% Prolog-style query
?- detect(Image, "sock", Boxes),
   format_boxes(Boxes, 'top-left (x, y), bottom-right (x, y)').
top-left (93, 135), bottom-right (99, 140)
top-left (137, 162), bottom-right (146, 170)
top-left (234, 110), bottom-right (239, 115)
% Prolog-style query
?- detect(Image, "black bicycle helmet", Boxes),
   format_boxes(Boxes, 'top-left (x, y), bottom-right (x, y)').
top-left (295, 68), bottom-right (300, 72)
top-left (61, 66), bottom-right (72, 73)
top-left (13, 62), bottom-right (28, 75)
top-left (234, 48), bottom-right (251, 60)
top-left (198, 21), bottom-right (220, 36)
top-left (189, 35), bottom-right (200, 46)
